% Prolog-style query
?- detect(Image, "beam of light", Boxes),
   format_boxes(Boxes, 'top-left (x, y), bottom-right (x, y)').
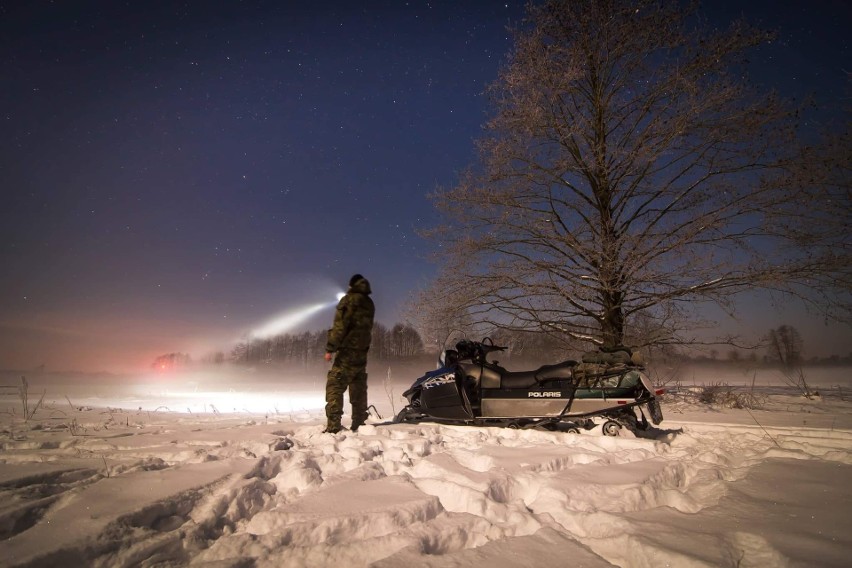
top-left (252, 302), bottom-right (333, 338)
top-left (251, 290), bottom-right (344, 339)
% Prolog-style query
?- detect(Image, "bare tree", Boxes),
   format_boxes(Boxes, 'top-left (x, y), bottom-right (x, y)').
top-left (766, 324), bottom-right (814, 398)
top-left (766, 324), bottom-right (804, 367)
top-left (404, 288), bottom-right (483, 353)
top-left (421, 0), bottom-right (850, 350)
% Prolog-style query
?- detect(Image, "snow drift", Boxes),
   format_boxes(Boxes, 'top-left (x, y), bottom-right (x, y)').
top-left (1, 371), bottom-right (850, 567)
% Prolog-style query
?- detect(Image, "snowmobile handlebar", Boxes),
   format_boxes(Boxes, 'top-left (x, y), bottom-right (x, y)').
top-left (454, 338), bottom-right (506, 364)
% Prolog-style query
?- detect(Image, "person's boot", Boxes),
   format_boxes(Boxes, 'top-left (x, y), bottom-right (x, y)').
top-left (351, 411), bottom-right (368, 432)
top-left (323, 422), bottom-right (342, 434)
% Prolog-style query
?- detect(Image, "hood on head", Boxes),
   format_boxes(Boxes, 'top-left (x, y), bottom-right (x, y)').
top-left (348, 274), bottom-right (371, 295)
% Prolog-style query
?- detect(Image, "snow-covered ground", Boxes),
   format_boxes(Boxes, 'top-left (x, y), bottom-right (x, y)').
top-left (1, 366), bottom-right (851, 567)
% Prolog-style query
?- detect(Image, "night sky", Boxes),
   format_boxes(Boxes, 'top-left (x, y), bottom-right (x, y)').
top-left (1, 1), bottom-right (850, 372)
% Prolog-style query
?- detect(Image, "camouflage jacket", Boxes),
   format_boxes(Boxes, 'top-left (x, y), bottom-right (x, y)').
top-left (326, 276), bottom-right (375, 353)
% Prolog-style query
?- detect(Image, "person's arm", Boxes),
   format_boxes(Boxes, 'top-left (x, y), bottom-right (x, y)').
top-left (325, 296), bottom-right (350, 355)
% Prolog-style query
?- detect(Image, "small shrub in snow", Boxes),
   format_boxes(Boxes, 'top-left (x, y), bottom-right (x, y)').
top-left (384, 366), bottom-right (396, 415)
top-left (730, 390), bottom-right (767, 410)
top-left (698, 382), bottom-right (732, 405)
top-left (781, 366), bottom-right (817, 399)
top-left (697, 382), bottom-right (766, 409)
top-left (18, 377), bottom-right (46, 421)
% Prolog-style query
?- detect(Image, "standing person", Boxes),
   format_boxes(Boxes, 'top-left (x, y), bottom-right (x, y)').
top-left (323, 274), bottom-right (375, 433)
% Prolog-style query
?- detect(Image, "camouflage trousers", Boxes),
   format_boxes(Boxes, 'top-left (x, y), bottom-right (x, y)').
top-left (325, 350), bottom-right (369, 429)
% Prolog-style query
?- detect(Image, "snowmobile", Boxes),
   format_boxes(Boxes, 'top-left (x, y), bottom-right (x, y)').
top-left (394, 338), bottom-right (664, 436)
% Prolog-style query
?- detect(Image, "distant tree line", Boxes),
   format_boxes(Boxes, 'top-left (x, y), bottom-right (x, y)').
top-left (223, 322), bottom-right (426, 368)
top-left (642, 325), bottom-right (852, 367)
top-left (370, 323), bottom-right (425, 360)
top-left (660, 350), bottom-right (852, 367)
top-left (170, 323), bottom-right (850, 371)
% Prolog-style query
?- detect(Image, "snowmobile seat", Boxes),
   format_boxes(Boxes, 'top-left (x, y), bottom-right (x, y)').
top-left (500, 371), bottom-right (539, 388)
top-left (500, 361), bottom-right (577, 389)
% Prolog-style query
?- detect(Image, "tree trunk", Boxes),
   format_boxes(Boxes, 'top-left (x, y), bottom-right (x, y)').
top-left (601, 289), bottom-right (624, 349)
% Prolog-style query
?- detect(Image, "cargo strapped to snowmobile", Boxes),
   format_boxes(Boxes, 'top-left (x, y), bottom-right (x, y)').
top-left (572, 348), bottom-right (643, 380)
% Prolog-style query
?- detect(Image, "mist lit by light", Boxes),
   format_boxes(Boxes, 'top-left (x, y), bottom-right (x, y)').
top-left (186, 391), bottom-right (324, 413)
top-left (131, 387), bottom-right (326, 413)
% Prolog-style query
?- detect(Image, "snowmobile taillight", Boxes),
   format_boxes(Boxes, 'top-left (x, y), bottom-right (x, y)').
top-left (616, 400), bottom-right (627, 405)
top-left (655, 388), bottom-right (666, 396)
